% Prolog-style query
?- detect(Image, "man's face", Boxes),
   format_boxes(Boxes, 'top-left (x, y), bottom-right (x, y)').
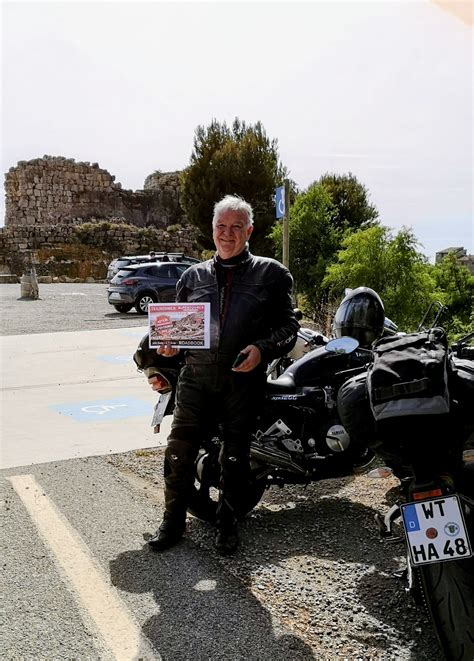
top-left (213, 210), bottom-right (253, 259)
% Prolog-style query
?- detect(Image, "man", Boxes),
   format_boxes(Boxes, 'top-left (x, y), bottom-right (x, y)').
top-left (148, 195), bottom-right (299, 555)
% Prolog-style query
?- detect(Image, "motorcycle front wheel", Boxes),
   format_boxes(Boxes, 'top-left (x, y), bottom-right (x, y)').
top-left (187, 451), bottom-right (267, 522)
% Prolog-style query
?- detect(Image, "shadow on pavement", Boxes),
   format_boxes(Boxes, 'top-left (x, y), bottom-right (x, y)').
top-left (109, 540), bottom-right (315, 660)
top-left (231, 494), bottom-right (441, 660)
top-left (110, 475), bottom-right (441, 660)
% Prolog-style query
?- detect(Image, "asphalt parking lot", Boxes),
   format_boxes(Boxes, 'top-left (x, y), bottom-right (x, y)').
top-left (0, 282), bottom-right (443, 659)
top-left (0, 283), bottom-right (171, 469)
top-left (0, 282), bottom-right (149, 336)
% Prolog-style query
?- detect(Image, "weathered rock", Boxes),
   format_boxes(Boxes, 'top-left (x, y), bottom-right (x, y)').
top-left (5, 157), bottom-right (186, 229)
top-left (1, 156), bottom-right (200, 280)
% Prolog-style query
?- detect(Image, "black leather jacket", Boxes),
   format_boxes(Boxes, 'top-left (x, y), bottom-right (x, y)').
top-left (177, 250), bottom-right (299, 367)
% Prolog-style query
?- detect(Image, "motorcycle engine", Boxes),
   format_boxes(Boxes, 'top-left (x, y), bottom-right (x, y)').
top-left (251, 402), bottom-right (352, 474)
top-left (325, 424), bottom-right (351, 452)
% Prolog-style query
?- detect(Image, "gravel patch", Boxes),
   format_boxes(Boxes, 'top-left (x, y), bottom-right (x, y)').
top-left (107, 448), bottom-right (443, 660)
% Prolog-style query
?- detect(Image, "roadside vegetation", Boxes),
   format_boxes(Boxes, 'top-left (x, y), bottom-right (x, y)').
top-left (178, 117), bottom-right (473, 340)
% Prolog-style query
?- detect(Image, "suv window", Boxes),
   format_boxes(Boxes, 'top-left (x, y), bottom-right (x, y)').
top-left (172, 264), bottom-right (190, 278)
top-left (143, 264), bottom-right (170, 278)
top-left (115, 259), bottom-right (133, 269)
top-left (113, 268), bottom-right (136, 281)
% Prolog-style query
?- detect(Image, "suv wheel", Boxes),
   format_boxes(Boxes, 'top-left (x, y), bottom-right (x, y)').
top-left (135, 292), bottom-right (157, 314)
top-left (114, 304), bottom-right (133, 314)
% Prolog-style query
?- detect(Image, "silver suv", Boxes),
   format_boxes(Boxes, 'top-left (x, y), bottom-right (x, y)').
top-left (106, 252), bottom-right (199, 282)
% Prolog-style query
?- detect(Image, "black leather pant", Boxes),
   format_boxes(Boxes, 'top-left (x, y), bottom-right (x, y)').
top-left (163, 363), bottom-right (265, 525)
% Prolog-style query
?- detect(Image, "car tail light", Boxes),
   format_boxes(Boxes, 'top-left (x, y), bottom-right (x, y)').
top-left (122, 278), bottom-right (139, 285)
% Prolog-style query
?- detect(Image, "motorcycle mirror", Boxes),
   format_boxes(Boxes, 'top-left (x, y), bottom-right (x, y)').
top-left (383, 317), bottom-right (398, 333)
top-left (325, 337), bottom-right (359, 354)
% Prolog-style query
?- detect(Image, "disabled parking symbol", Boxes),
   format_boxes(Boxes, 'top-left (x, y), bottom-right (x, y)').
top-left (50, 397), bottom-right (152, 422)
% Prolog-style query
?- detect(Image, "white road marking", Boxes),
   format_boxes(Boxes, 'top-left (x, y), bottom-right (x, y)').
top-left (7, 474), bottom-right (158, 661)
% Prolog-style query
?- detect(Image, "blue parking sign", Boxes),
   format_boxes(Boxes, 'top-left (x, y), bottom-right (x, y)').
top-left (275, 186), bottom-right (285, 219)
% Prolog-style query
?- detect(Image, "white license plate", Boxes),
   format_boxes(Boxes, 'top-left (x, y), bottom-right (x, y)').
top-left (151, 392), bottom-right (171, 427)
top-left (401, 495), bottom-right (472, 566)
top-left (109, 293), bottom-right (122, 301)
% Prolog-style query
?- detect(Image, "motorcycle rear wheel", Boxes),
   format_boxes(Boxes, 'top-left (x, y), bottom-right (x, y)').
top-left (418, 496), bottom-right (474, 661)
top-left (187, 452), bottom-right (267, 522)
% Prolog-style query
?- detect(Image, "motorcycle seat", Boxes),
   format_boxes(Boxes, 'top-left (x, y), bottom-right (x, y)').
top-left (266, 373), bottom-right (296, 393)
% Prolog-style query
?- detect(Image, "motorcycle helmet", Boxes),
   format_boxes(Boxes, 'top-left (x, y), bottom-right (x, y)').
top-left (333, 287), bottom-right (385, 348)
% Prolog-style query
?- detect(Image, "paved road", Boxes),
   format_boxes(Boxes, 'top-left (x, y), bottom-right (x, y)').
top-left (3, 458), bottom-right (312, 660)
top-left (1, 283), bottom-right (172, 468)
top-left (0, 283), bottom-right (442, 660)
top-left (0, 326), bottom-right (174, 468)
top-left (1, 284), bottom-right (312, 660)
top-left (0, 282), bottom-right (148, 336)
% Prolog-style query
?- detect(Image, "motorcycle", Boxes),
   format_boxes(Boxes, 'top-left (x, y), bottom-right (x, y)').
top-left (145, 333), bottom-right (376, 521)
top-left (340, 320), bottom-right (474, 661)
top-left (266, 308), bottom-right (398, 379)
top-left (138, 290), bottom-right (400, 521)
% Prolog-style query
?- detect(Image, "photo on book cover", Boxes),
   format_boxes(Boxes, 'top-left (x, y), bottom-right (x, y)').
top-left (148, 302), bottom-right (211, 349)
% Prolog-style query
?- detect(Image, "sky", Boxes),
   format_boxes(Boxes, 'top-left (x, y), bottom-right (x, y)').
top-left (1, 0), bottom-right (473, 261)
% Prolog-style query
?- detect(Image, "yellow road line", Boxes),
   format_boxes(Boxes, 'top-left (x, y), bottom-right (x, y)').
top-left (7, 474), bottom-right (158, 661)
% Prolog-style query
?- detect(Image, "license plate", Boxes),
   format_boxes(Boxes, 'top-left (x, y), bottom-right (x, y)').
top-left (151, 392), bottom-right (171, 427)
top-left (109, 293), bottom-right (122, 301)
top-left (401, 495), bottom-right (472, 566)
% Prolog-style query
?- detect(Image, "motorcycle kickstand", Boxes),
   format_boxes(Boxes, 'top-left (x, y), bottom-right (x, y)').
top-left (374, 503), bottom-right (404, 543)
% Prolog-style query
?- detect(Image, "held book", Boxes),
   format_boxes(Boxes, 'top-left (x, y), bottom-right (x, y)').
top-left (148, 302), bottom-right (211, 349)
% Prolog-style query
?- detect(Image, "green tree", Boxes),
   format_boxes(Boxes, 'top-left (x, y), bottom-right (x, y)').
top-left (317, 172), bottom-right (379, 231)
top-left (270, 183), bottom-right (339, 312)
top-left (270, 174), bottom-right (379, 317)
top-left (180, 118), bottom-right (287, 255)
top-left (323, 225), bottom-right (434, 330)
top-left (431, 252), bottom-right (474, 338)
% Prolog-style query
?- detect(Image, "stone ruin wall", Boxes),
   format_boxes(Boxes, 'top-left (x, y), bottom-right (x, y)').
top-left (1, 156), bottom-right (199, 280)
top-left (4, 156), bottom-right (187, 228)
top-left (0, 221), bottom-right (198, 281)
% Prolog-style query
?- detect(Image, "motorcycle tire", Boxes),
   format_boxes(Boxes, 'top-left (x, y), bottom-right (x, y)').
top-left (418, 495), bottom-right (474, 661)
top-left (187, 452), bottom-right (267, 522)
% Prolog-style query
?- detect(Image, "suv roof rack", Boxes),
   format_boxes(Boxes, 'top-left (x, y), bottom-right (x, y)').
top-left (149, 251), bottom-right (185, 257)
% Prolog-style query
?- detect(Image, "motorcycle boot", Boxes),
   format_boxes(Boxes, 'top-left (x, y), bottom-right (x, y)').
top-left (148, 513), bottom-right (186, 551)
top-left (148, 439), bottom-right (197, 552)
top-left (214, 447), bottom-right (250, 555)
top-left (215, 496), bottom-right (239, 556)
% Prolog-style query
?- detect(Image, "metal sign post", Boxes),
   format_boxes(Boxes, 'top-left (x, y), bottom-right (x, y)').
top-left (275, 181), bottom-right (290, 268)
top-left (282, 179), bottom-right (290, 268)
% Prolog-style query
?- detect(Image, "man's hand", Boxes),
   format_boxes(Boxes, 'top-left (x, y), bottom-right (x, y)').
top-left (156, 343), bottom-right (180, 358)
top-left (148, 375), bottom-right (164, 392)
top-left (232, 344), bottom-right (261, 372)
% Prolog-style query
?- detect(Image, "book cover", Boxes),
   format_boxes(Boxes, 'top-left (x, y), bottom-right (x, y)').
top-left (148, 302), bottom-right (211, 349)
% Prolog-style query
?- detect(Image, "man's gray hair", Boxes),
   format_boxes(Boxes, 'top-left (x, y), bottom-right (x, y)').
top-left (212, 195), bottom-right (254, 228)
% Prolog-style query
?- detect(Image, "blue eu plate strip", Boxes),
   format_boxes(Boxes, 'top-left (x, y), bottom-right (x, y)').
top-left (402, 503), bottom-right (421, 532)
